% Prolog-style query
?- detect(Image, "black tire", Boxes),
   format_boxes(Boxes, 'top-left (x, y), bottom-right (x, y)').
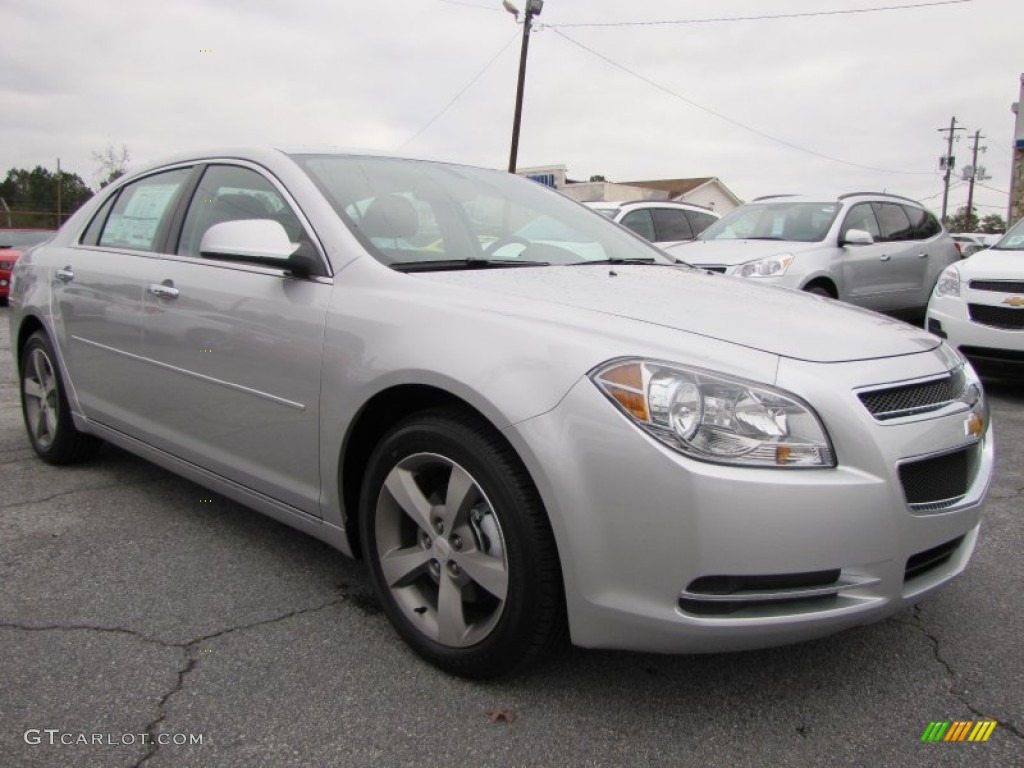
top-left (20, 330), bottom-right (102, 465)
top-left (359, 408), bottom-right (566, 679)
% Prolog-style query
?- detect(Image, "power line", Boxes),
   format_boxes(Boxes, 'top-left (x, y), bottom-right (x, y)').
top-left (551, 29), bottom-right (935, 176)
top-left (544, 0), bottom-right (971, 28)
top-left (977, 181), bottom-right (1009, 195)
top-left (399, 33), bottom-right (519, 150)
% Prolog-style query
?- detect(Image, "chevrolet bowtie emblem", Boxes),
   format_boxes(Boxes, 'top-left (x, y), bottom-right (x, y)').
top-left (1002, 296), bottom-right (1024, 307)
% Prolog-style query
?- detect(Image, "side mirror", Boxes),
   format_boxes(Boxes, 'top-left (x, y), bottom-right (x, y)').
top-left (199, 219), bottom-right (319, 276)
top-left (841, 228), bottom-right (874, 246)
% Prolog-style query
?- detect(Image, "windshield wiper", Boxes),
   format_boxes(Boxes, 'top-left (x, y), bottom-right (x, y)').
top-left (390, 258), bottom-right (550, 273)
top-left (567, 256), bottom-right (662, 265)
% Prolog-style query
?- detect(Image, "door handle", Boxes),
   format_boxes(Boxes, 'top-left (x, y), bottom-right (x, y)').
top-left (148, 281), bottom-right (179, 299)
top-left (879, 254), bottom-right (890, 262)
top-left (56, 266), bottom-right (74, 282)
top-left (917, 252), bottom-right (928, 259)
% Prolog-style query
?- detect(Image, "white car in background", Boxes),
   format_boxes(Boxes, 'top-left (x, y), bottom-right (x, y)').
top-left (928, 217), bottom-right (1024, 377)
top-left (584, 200), bottom-right (719, 248)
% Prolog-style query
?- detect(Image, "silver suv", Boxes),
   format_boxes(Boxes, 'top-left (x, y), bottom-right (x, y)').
top-left (585, 200), bottom-right (719, 248)
top-left (667, 193), bottom-right (960, 322)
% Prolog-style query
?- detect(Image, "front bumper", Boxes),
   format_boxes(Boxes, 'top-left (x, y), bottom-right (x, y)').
top-left (504, 351), bottom-right (992, 654)
top-left (928, 293), bottom-right (1024, 376)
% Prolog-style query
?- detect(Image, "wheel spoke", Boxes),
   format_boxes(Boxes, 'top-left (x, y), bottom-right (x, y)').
top-left (35, 408), bottom-right (49, 441)
top-left (43, 407), bottom-right (58, 439)
top-left (437, 571), bottom-right (469, 646)
top-left (379, 545), bottom-right (432, 588)
top-left (441, 464), bottom-right (477, 531)
top-left (383, 468), bottom-right (435, 534)
top-left (457, 549), bottom-right (508, 601)
top-left (23, 377), bottom-right (43, 400)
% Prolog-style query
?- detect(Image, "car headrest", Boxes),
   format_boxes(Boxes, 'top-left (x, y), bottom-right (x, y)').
top-left (360, 194), bottom-right (419, 239)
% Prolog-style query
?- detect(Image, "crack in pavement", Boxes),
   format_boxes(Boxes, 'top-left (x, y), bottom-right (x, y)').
top-left (891, 607), bottom-right (1024, 742)
top-left (0, 477), bottom-right (168, 511)
top-left (1, 595), bottom-right (351, 767)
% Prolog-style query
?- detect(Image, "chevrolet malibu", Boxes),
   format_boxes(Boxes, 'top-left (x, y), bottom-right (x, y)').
top-left (9, 149), bottom-right (993, 678)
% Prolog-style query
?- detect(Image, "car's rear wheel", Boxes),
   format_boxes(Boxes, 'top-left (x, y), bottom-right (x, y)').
top-left (20, 331), bottom-right (101, 464)
top-left (359, 408), bottom-right (565, 679)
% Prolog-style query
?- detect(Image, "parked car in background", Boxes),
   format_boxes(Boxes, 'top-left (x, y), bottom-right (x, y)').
top-left (668, 193), bottom-right (959, 322)
top-left (928, 217), bottom-right (1024, 377)
top-left (950, 233), bottom-right (988, 257)
top-left (9, 149), bottom-right (992, 678)
top-left (584, 200), bottom-right (719, 248)
top-left (0, 229), bottom-right (54, 305)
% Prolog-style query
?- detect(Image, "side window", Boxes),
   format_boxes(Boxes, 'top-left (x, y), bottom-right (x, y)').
top-left (178, 165), bottom-right (306, 258)
top-left (903, 206), bottom-right (941, 240)
top-left (687, 211), bottom-right (717, 236)
top-left (80, 194), bottom-right (118, 246)
top-left (650, 208), bottom-right (693, 242)
top-left (840, 203), bottom-right (881, 240)
top-left (620, 209), bottom-right (656, 241)
top-left (98, 168), bottom-right (192, 252)
top-left (871, 202), bottom-right (914, 242)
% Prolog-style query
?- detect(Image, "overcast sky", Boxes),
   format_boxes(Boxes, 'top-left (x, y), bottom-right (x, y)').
top-left (2, 0), bottom-right (1020, 220)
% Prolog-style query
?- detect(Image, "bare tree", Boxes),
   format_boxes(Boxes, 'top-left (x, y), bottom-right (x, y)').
top-left (92, 144), bottom-right (131, 189)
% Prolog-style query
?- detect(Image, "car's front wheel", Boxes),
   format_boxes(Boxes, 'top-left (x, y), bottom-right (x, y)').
top-left (359, 408), bottom-right (565, 679)
top-left (20, 330), bottom-right (101, 464)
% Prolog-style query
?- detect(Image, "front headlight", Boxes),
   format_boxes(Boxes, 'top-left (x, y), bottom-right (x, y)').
top-left (592, 359), bottom-right (835, 468)
top-left (735, 253), bottom-right (794, 278)
top-left (934, 265), bottom-right (961, 298)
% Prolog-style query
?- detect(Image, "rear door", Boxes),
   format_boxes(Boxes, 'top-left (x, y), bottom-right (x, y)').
top-left (55, 166), bottom-right (196, 432)
top-left (137, 162), bottom-right (331, 515)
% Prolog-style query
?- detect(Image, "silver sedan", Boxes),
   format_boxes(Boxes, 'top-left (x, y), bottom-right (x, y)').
top-left (8, 148), bottom-right (993, 678)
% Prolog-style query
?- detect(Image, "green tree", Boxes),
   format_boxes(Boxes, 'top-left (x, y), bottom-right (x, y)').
top-left (0, 166), bottom-right (93, 228)
top-left (589, 174), bottom-right (607, 182)
top-left (945, 205), bottom-right (979, 233)
top-left (979, 213), bottom-right (1005, 234)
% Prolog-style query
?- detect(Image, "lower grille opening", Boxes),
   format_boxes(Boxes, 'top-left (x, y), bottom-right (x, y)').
top-left (905, 536), bottom-right (965, 582)
top-left (687, 570), bottom-right (841, 595)
top-left (680, 569), bottom-right (842, 616)
top-left (968, 303), bottom-right (1024, 330)
top-left (898, 447), bottom-right (977, 512)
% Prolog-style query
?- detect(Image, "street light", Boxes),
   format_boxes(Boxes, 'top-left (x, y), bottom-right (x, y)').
top-left (506, 0), bottom-right (543, 173)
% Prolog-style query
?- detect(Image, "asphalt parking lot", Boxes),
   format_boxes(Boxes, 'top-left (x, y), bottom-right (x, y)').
top-left (1, 306), bottom-right (1022, 768)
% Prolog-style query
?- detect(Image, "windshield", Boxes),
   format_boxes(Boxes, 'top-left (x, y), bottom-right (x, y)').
top-left (992, 218), bottom-right (1024, 251)
top-left (0, 229), bottom-right (54, 249)
top-left (699, 202), bottom-right (839, 243)
top-left (289, 154), bottom-right (674, 268)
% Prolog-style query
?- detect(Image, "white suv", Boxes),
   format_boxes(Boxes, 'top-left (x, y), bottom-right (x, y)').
top-left (585, 200), bottom-right (719, 248)
top-left (667, 193), bottom-right (960, 322)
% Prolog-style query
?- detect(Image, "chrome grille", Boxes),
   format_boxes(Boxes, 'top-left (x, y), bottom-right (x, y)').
top-left (898, 446), bottom-right (978, 513)
top-left (969, 279), bottom-right (1024, 293)
top-left (968, 304), bottom-right (1024, 330)
top-left (857, 369), bottom-right (965, 421)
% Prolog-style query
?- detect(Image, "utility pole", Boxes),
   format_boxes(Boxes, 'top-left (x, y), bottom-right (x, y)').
top-left (937, 117), bottom-right (964, 223)
top-left (56, 157), bottom-right (62, 228)
top-left (1010, 73), bottom-right (1024, 226)
top-left (964, 130), bottom-right (987, 231)
top-left (506, 0), bottom-right (544, 174)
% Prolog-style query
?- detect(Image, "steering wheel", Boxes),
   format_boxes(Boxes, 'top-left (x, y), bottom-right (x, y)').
top-left (482, 235), bottom-right (531, 258)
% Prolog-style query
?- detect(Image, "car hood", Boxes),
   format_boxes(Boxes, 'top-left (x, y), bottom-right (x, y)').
top-left (669, 238), bottom-right (824, 266)
top-left (424, 265), bottom-right (939, 363)
top-left (959, 248), bottom-right (1024, 278)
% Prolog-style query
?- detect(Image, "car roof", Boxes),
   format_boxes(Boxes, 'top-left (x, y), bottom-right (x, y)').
top-left (748, 192), bottom-right (929, 209)
top-left (584, 199), bottom-right (715, 212)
